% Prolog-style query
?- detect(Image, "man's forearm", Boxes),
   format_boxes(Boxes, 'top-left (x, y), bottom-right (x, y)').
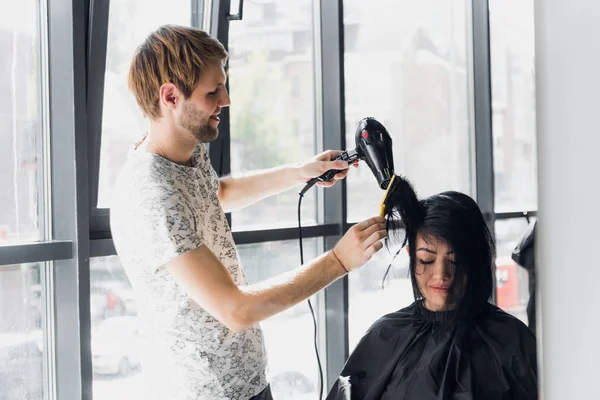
top-left (233, 251), bottom-right (346, 328)
top-left (218, 165), bottom-right (301, 212)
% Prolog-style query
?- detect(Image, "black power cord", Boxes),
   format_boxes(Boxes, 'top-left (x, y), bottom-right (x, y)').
top-left (297, 192), bottom-right (324, 400)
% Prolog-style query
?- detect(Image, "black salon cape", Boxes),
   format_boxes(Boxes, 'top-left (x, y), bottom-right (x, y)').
top-left (327, 302), bottom-right (537, 400)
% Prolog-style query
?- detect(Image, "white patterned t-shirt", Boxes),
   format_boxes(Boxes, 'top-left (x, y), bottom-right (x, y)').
top-left (110, 141), bottom-right (268, 400)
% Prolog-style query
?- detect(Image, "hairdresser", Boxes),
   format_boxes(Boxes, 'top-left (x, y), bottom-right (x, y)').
top-left (109, 25), bottom-right (387, 400)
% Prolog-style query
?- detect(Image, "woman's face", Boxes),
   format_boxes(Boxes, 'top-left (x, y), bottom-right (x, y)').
top-left (414, 234), bottom-right (456, 312)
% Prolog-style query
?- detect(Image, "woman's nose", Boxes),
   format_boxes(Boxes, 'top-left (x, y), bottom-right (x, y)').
top-left (432, 260), bottom-right (451, 279)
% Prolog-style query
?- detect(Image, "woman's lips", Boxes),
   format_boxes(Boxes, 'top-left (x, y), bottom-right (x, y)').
top-left (430, 286), bottom-right (449, 294)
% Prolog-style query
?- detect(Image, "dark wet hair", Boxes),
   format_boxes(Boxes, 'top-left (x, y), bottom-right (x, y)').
top-left (384, 175), bottom-right (495, 323)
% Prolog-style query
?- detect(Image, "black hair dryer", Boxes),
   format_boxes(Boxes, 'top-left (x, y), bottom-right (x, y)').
top-left (299, 117), bottom-right (395, 196)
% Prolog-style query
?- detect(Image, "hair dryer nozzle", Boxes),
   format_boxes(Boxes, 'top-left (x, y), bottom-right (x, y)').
top-left (355, 117), bottom-right (394, 189)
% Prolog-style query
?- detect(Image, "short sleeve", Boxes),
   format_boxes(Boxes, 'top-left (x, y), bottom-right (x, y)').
top-left (136, 192), bottom-right (204, 272)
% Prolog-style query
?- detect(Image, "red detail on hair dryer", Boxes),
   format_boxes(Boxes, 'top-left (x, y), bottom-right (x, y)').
top-left (362, 130), bottom-right (369, 139)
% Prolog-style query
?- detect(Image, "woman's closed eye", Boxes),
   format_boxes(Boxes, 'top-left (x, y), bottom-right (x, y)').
top-left (418, 259), bottom-right (435, 265)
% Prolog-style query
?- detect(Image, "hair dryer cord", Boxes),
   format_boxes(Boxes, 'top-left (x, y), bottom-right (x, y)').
top-left (297, 192), bottom-right (325, 400)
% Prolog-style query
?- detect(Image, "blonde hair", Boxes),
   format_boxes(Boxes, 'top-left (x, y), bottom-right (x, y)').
top-left (128, 25), bottom-right (228, 119)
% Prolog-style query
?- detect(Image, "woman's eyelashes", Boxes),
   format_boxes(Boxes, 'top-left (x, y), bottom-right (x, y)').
top-left (418, 258), bottom-right (458, 266)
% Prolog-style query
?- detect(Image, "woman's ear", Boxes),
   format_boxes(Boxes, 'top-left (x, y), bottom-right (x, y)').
top-left (405, 246), bottom-right (410, 254)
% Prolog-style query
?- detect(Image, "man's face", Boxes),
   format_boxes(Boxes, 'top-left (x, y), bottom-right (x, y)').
top-left (176, 62), bottom-right (230, 143)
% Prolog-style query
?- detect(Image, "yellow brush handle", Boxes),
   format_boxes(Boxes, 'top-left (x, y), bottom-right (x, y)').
top-left (379, 174), bottom-right (396, 216)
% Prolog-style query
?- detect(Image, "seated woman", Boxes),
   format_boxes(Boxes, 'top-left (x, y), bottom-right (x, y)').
top-left (327, 175), bottom-right (538, 400)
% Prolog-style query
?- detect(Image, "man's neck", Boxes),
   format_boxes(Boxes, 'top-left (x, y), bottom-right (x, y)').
top-left (145, 122), bottom-right (198, 167)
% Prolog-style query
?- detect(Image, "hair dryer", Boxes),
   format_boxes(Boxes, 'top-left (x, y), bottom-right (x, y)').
top-left (299, 117), bottom-right (395, 196)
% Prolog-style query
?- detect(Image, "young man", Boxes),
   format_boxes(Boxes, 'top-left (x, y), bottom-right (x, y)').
top-left (110, 25), bottom-right (387, 400)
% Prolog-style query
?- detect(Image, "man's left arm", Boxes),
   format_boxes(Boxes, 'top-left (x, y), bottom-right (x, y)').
top-left (218, 150), bottom-right (354, 212)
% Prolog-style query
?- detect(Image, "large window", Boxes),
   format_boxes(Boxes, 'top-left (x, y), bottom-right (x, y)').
top-left (0, 264), bottom-right (45, 400)
top-left (344, 0), bottom-right (473, 222)
top-left (490, 0), bottom-right (537, 212)
top-left (228, 0), bottom-right (319, 230)
top-left (0, 0), bottom-right (46, 242)
top-left (97, 1), bottom-right (192, 208)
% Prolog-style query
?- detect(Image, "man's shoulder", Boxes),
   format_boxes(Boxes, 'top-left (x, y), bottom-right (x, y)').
top-left (120, 151), bottom-right (183, 185)
top-left (114, 153), bottom-right (190, 200)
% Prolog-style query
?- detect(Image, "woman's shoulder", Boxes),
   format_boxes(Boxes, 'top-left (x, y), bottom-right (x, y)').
top-left (482, 303), bottom-right (533, 334)
top-left (366, 303), bottom-right (420, 332)
top-left (478, 303), bottom-right (536, 356)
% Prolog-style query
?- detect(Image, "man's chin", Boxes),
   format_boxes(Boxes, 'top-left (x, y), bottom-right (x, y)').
top-left (196, 128), bottom-right (219, 143)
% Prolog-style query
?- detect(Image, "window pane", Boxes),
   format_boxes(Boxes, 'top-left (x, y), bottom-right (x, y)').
top-left (348, 237), bottom-right (413, 351)
top-left (90, 256), bottom-right (143, 400)
top-left (490, 0), bottom-right (538, 212)
top-left (97, 1), bottom-right (192, 208)
top-left (228, 1), bottom-right (319, 230)
top-left (239, 239), bottom-right (321, 399)
top-left (495, 218), bottom-right (535, 326)
top-left (0, 263), bottom-right (45, 400)
top-left (344, 1), bottom-right (472, 222)
top-left (0, 1), bottom-right (45, 242)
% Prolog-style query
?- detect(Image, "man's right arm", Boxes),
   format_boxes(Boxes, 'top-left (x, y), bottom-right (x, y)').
top-left (166, 217), bottom-right (387, 332)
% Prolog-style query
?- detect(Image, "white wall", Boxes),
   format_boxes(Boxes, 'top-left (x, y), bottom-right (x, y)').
top-left (535, 0), bottom-right (600, 398)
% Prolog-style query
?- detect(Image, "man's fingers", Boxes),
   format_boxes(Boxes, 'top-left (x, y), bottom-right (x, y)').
top-left (365, 241), bottom-right (384, 259)
top-left (318, 149), bottom-right (343, 162)
top-left (357, 216), bottom-right (386, 231)
top-left (316, 180), bottom-right (336, 188)
top-left (360, 222), bottom-right (385, 237)
top-left (326, 149), bottom-right (343, 159)
top-left (319, 160), bottom-right (348, 174)
top-left (334, 170), bottom-right (349, 180)
top-left (363, 229), bottom-right (388, 249)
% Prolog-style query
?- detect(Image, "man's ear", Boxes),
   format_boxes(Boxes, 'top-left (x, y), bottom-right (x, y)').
top-left (159, 83), bottom-right (180, 111)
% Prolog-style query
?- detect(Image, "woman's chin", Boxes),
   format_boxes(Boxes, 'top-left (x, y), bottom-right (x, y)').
top-left (424, 298), bottom-right (449, 312)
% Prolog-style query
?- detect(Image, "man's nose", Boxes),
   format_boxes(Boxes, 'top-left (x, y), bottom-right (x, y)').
top-left (219, 90), bottom-right (231, 107)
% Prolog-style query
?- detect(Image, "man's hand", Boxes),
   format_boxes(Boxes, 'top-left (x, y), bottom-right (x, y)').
top-left (218, 150), bottom-right (359, 212)
top-left (295, 150), bottom-right (360, 188)
top-left (332, 216), bottom-right (388, 272)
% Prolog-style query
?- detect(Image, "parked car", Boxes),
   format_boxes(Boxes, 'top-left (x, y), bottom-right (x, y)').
top-left (92, 316), bottom-right (141, 376)
top-left (0, 332), bottom-right (43, 400)
top-left (90, 282), bottom-right (137, 321)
